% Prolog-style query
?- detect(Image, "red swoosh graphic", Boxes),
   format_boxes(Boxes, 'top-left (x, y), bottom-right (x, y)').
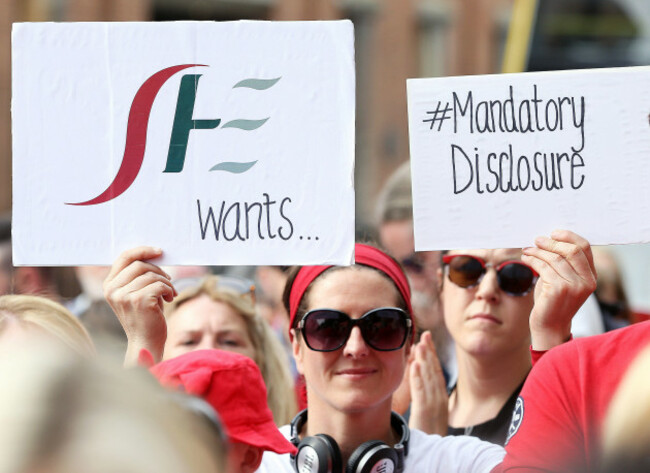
top-left (66, 64), bottom-right (206, 206)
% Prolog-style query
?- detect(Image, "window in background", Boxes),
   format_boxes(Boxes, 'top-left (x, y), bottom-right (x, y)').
top-left (528, 0), bottom-right (650, 70)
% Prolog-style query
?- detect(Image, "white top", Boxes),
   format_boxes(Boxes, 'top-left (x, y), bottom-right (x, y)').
top-left (570, 293), bottom-right (605, 338)
top-left (256, 424), bottom-right (504, 473)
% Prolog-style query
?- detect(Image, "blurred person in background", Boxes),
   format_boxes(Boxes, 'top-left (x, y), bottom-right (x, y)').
top-left (152, 349), bottom-right (297, 473)
top-left (104, 246), bottom-right (297, 425)
top-left (0, 294), bottom-right (95, 357)
top-left (375, 162), bottom-right (448, 351)
top-left (494, 319), bottom-right (650, 472)
top-left (0, 215), bottom-right (81, 304)
top-left (68, 266), bottom-right (112, 316)
top-left (67, 265), bottom-right (129, 355)
top-left (255, 264), bottom-right (298, 381)
top-left (0, 342), bottom-right (226, 473)
top-left (77, 298), bottom-right (129, 356)
top-left (592, 246), bottom-right (632, 330)
top-left (11, 265), bottom-right (81, 303)
top-left (375, 162), bottom-right (455, 426)
top-left (255, 265), bottom-right (291, 338)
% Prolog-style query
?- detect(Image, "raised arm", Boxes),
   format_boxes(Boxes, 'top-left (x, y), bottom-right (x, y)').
top-left (103, 246), bottom-right (176, 366)
top-left (522, 230), bottom-right (597, 351)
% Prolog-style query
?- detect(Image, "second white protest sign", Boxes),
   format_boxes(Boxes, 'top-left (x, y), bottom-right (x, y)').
top-left (407, 66), bottom-right (650, 250)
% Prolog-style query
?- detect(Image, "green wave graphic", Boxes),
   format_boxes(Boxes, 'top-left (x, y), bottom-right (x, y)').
top-left (233, 77), bottom-right (281, 90)
top-left (221, 118), bottom-right (269, 131)
top-left (209, 161), bottom-right (258, 173)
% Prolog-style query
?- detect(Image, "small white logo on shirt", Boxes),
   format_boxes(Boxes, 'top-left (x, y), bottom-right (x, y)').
top-left (505, 396), bottom-right (524, 445)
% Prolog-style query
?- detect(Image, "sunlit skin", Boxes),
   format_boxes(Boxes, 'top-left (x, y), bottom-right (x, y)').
top-left (292, 267), bottom-right (410, 416)
top-left (163, 294), bottom-right (256, 362)
top-left (442, 248), bottom-right (534, 358)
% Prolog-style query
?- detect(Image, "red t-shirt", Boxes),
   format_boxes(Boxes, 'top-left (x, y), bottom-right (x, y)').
top-left (493, 320), bottom-right (650, 472)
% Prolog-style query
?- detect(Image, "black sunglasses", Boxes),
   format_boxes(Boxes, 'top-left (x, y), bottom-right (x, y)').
top-left (443, 254), bottom-right (538, 296)
top-left (298, 307), bottom-right (412, 352)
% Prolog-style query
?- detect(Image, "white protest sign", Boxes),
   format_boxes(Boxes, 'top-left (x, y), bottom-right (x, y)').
top-left (12, 21), bottom-right (355, 266)
top-left (407, 66), bottom-right (650, 250)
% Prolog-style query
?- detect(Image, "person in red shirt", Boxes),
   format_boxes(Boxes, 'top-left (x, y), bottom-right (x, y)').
top-left (494, 319), bottom-right (650, 472)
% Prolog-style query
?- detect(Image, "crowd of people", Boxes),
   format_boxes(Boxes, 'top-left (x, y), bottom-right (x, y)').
top-left (1, 153), bottom-right (649, 473)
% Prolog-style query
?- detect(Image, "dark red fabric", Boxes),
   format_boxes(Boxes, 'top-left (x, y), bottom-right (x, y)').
top-left (288, 243), bottom-right (414, 337)
top-left (151, 349), bottom-right (297, 455)
top-left (493, 321), bottom-right (650, 472)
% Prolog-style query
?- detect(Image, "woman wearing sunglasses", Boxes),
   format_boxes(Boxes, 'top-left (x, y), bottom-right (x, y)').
top-left (103, 247), bottom-right (297, 425)
top-left (257, 243), bottom-right (504, 473)
top-left (408, 230), bottom-right (597, 446)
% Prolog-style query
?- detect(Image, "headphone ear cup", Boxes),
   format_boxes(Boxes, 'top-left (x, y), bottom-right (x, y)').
top-left (346, 440), bottom-right (398, 473)
top-left (294, 433), bottom-right (343, 473)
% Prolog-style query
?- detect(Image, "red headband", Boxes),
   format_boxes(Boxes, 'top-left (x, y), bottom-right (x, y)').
top-left (288, 243), bottom-right (414, 338)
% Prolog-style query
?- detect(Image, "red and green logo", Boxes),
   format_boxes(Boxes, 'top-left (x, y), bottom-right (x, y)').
top-left (67, 64), bottom-right (279, 206)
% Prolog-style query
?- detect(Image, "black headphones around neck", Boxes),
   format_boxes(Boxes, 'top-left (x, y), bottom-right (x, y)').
top-left (290, 409), bottom-right (410, 473)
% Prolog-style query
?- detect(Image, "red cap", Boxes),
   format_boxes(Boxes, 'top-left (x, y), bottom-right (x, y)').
top-left (151, 349), bottom-right (297, 455)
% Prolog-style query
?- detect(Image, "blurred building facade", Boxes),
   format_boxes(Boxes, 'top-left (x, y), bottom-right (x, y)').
top-left (0, 0), bottom-right (513, 230)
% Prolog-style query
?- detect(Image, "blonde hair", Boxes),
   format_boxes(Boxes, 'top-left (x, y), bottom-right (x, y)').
top-left (602, 344), bottom-right (650, 470)
top-left (0, 294), bottom-right (95, 357)
top-left (165, 276), bottom-right (297, 425)
top-left (0, 344), bottom-right (225, 473)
